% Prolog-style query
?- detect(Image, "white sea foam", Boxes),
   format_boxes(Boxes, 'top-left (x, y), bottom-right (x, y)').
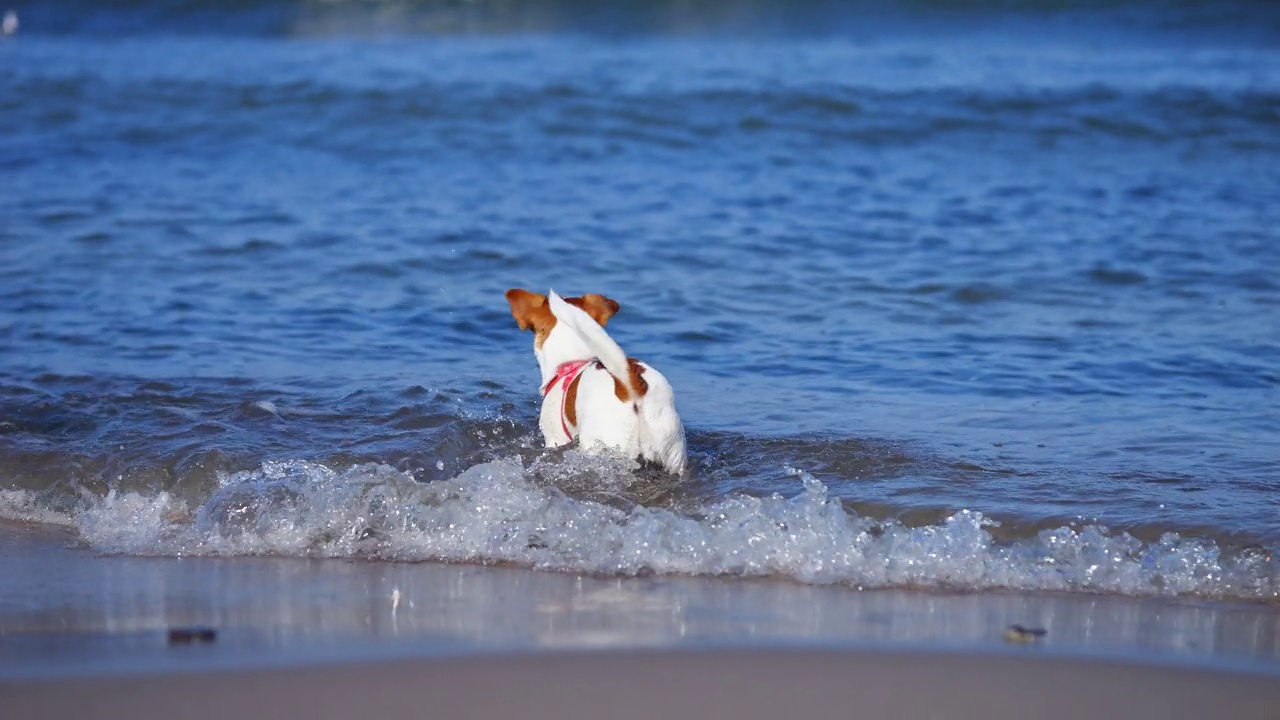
top-left (1, 458), bottom-right (1275, 599)
top-left (0, 489), bottom-right (78, 527)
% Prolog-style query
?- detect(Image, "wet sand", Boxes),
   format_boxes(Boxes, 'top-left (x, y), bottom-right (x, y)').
top-left (2, 521), bottom-right (1278, 717)
top-left (5, 648), bottom-right (1280, 719)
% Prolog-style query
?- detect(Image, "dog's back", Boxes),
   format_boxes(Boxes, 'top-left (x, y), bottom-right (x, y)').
top-left (545, 291), bottom-right (687, 475)
top-left (571, 359), bottom-right (686, 475)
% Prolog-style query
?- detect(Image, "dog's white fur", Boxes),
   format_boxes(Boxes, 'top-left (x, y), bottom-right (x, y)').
top-left (508, 289), bottom-right (687, 476)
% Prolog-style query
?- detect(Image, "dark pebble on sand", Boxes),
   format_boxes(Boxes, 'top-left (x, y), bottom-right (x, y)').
top-left (168, 626), bottom-right (218, 645)
top-left (1004, 625), bottom-right (1048, 644)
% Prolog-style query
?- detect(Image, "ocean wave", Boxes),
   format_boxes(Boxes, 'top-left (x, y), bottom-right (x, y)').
top-left (3, 454), bottom-right (1275, 600)
top-left (8, 66), bottom-right (1276, 157)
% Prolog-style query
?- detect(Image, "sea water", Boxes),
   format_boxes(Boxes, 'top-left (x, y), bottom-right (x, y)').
top-left (2, 0), bottom-right (1278, 602)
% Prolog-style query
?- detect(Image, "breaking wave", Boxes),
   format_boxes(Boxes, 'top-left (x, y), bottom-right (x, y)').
top-left (4, 453), bottom-right (1275, 600)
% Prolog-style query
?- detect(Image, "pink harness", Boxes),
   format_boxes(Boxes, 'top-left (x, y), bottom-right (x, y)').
top-left (542, 359), bottom-right (592, 439)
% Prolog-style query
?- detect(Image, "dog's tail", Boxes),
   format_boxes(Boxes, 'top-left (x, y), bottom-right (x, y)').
top-left (548, 289), bottom-right (646, 406)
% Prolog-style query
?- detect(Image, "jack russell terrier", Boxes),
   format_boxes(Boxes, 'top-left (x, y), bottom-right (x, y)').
top-left (505, 289), bottom-right (687, 476)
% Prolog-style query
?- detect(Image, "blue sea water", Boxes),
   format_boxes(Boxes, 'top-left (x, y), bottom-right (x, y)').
top-left (1, 0), bottom-right (1278, 599)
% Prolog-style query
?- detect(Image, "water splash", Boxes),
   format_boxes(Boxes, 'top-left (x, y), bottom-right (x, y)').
top-left (4, 456), bottom-right (1274, 600)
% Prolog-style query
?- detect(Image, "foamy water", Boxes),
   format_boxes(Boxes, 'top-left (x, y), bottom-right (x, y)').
top-left (4, 452), bottom-right (1272, 600)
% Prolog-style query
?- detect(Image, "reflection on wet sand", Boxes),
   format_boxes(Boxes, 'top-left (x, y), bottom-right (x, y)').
top-left (1, 522), bottom-right (1276, 677)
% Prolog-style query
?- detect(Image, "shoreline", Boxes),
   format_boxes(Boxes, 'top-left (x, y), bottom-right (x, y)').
top-left (4, 519), bottom-right (1280, 683)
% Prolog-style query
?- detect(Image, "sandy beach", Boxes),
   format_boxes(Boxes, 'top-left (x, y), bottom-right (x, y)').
top-left (5, 648), bottom-right (1280, 719)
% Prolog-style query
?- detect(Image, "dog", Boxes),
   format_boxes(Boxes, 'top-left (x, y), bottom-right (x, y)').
top-left (505, 289), bottom-right (687, 476)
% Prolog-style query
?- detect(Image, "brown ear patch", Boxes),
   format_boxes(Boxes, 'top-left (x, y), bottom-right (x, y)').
top-left (564, 293), bottom-right (621, 327)
top-left (504, 288), bottom-right (557, 348)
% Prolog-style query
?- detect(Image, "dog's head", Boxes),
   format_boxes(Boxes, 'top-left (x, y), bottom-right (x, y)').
top-left (505, 289), bottom-right (619, 348)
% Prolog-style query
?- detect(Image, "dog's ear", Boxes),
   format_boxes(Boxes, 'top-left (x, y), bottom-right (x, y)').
top-left (505, 289), bottom-right (547, 331)
top-left (567, 293), bottom-right (621, 326)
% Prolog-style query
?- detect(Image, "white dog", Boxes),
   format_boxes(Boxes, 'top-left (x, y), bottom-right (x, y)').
top-left (505, 289), bottom-right (687, 475)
